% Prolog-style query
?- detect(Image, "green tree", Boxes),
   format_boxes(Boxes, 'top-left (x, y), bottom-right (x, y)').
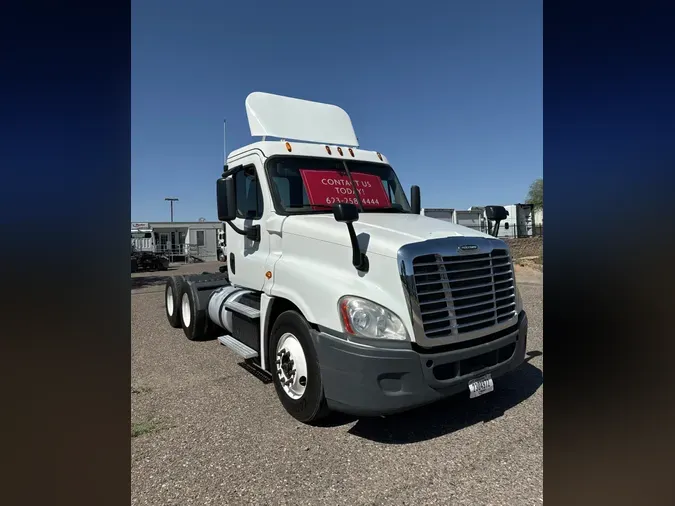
top-left (526, 178), bottom-right (543, 210)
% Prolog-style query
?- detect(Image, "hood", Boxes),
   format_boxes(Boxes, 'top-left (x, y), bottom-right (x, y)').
top-left (280, 213), bottom-right (495, 258)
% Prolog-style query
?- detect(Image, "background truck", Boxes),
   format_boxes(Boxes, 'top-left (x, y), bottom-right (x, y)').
top-left (497, 203), bottom-right (534, 238)
top-left (164, 92), bottom-right (528, 423)
top-left (422, 208), bottom-right (486, 234)
top-left (217, 228), bottom-right (227, 262)
top-left (131, 245), bottom-right (169, 272)
top-left (131, 225), bottom-right (155, 252)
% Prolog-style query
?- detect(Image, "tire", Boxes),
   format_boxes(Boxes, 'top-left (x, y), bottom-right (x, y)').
top-left (269, 310), bottom-right (330, 424)
top-left (179, 284), bottom-right (211, 341)
top-left (164, 276), bottom-right (185, 329)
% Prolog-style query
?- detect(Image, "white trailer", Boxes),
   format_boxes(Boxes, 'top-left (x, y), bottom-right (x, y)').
top-left (515, 204), bottom-right (535, 237)
top-left (454, 209), bottom-right (485, 233)
top-left (492, 204), bottom-right (534, 238)
top-left (422, 208), bottom-right (485, 234)
top-left (421, 208), bottom-right (454, 222)
top-left (163, 92), bottom-right (528, 424)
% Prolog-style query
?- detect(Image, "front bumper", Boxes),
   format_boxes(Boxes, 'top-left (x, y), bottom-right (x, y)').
top-left (312, 311), bottom-right (528, 417)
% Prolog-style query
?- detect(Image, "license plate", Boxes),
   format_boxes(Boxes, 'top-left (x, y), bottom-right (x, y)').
top-left (468, 374), bottom-right (494, 399)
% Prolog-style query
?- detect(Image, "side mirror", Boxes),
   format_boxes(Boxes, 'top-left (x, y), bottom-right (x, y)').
top-left (217, 177), bottom-right (237, 221)
top-left (485, 205), bottom-right (508, 221)
top-left (332, 203), bottom-right (359, 223)
top-left (410, 185), bottom-right (421, 214)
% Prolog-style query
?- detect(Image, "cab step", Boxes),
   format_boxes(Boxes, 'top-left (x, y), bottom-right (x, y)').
top-left (224, 299), bottom-right (260, 319)
top-left (218, 335), bottom-right (259, 359)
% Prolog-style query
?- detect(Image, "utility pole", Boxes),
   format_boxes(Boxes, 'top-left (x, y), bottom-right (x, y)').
top-left (164, 197), bottom-right (179, 222)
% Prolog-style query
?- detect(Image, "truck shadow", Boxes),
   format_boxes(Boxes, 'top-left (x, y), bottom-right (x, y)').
top-left (130, 267), bottom-right (181, 290)
top-left (341, 353), bottom-right (543, 444)
top-left (131, 275), bottom-right (170, 290)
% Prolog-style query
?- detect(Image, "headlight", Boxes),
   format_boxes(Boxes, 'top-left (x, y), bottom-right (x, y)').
top-left (338, 296), bottom-right (409, 341)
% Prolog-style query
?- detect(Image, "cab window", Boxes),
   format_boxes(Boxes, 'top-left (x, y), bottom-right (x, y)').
top-left (234, 166), bottom-right (264, 219)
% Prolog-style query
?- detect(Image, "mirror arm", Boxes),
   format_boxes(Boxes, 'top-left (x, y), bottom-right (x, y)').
top-left (225, 220), bottom-right (245, 234)
top-left (225, 221), bottom-right (260, 242)
top-left (222, 164), bottom-right (243, 179)
top-left (346, 223), bottom-right (368, 272)
top-left (245, 225), bottom-right (261, 241)
top-left (331, 203), bottom-right (367, 271)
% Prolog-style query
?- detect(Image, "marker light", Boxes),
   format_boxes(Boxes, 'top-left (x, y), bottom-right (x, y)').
top-left (325, 146), bottom-right (332, 155)
top-left (348, 148), bottom-right (354, 157)
top-left (376, 152), bottom-right (383, 161)
top-left (337, 147), bottom-right (343, 156)
top-left (285, 142), bottom-right (292, 152)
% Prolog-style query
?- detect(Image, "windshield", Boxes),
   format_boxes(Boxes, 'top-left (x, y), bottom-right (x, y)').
top-left (266, 156), bottom-right (412, 214)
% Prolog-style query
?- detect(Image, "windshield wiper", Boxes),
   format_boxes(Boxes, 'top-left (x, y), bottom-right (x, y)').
top-left (340, 160), bottom-right (365, 212)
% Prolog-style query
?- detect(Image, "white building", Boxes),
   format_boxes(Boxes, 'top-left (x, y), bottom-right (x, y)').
top-left (131, 221), bottom-right (224, 262)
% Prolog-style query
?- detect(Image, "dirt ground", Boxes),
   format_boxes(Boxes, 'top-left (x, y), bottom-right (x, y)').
top-left (504, 237), bottom-right (543, 261)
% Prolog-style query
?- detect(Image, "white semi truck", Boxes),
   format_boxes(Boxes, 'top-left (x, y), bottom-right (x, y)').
top-left (164, 92), bottom-right (528, 424)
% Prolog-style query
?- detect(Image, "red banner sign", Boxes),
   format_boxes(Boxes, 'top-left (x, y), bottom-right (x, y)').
top-left (299, 169), bottom-right (391, 209)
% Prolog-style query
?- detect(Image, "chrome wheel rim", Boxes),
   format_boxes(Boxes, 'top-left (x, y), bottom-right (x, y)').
top-left (275, 333), bottom-right (308, 399)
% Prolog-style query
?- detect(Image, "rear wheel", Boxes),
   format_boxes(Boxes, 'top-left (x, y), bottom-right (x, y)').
top-left (269, 310), bottom-right (330, 424)
top-left (179, 285), bottom-right (211, 341)
top-left (164, 276), bottom-right (185, 329)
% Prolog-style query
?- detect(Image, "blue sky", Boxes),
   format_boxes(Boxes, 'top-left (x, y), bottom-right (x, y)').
top-left (132, 0), bottom-right (542, 222)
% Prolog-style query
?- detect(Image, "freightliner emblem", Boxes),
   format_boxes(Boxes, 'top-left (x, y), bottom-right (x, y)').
top-left (458, 244), bottom-right (479, 252)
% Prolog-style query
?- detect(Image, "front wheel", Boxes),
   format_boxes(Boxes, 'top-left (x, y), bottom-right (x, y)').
top-left (269, 310), bottom-right (330, 424)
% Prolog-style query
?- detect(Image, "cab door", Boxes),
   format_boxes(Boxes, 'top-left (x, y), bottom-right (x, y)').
top-left (226, 155), bottom-right (270, 291)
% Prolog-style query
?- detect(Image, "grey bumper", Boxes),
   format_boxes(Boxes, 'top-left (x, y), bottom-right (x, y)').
top-left (312, 311), bottom-right (528, 417)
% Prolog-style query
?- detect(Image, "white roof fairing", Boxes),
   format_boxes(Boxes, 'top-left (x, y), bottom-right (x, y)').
top-left (245, 92), bottom-right (359, 147)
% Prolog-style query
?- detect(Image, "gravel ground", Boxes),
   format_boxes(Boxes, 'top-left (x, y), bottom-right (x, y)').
top-left (132, 262), bottom-right (543, 505)
top-left (504, 237), bottom-right (543, 262)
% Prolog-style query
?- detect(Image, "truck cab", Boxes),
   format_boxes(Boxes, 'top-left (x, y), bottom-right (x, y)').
top-left (165, 92), bottom-right (527, 423)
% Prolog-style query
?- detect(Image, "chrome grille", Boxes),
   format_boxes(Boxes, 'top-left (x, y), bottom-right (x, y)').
top-left (412, 249), bottom-right (516, 338)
